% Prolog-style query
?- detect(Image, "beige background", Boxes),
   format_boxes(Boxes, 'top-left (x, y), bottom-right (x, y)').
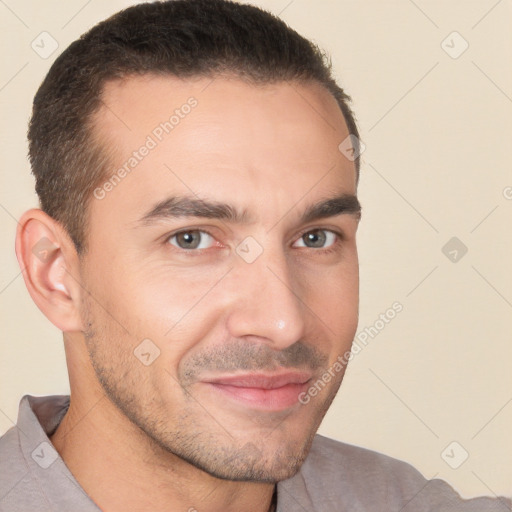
top-left (1, 0), bottom-right (511, 499)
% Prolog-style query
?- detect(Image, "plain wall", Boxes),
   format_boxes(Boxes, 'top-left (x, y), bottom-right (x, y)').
top-left (1, 0), bottom-right (510, 498)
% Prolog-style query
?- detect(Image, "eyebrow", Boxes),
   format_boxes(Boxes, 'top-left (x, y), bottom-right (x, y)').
top-left (135, 193), bottom-right (361, 227)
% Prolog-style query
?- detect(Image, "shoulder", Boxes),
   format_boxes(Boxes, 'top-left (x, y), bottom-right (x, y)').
top-left (0, 425), bottom-right (41, 509)
top-left (306, 433), bottom-right (423, 480)
top-left (302, 434), bottom-right (430, 502)
top-left (278, 434), bottom-right (512, 512)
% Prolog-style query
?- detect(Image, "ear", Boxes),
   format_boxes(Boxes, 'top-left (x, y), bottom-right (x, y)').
top-left (15, 209), bottom-right (84, 332)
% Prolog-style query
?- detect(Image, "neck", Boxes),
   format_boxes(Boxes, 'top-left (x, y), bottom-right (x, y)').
top-left (50, 392), bottom-right (276, 512)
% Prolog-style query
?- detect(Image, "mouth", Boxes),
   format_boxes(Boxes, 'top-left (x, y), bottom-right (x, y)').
top-left (201, 371), bottom-right (312, 411)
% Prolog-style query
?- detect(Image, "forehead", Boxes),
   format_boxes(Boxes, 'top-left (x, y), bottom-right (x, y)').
top-left (89, 74), bottom-right (356, 229)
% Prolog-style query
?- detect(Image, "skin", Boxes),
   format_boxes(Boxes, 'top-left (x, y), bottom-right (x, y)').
top-left (16, 74), bottom-right (360, 512)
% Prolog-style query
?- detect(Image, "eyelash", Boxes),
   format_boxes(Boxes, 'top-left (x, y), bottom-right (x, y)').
top-left (294, 227), bottom-right (344, 254)
top-left (164, 227), bottom-right (344, 255)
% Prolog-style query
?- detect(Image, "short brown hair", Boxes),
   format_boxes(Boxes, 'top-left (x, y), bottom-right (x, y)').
top-left (28, 0), bottom-right (360, 255)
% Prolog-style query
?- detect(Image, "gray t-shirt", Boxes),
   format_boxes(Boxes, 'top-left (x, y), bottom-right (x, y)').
top-left (0, 395), bottom-right (510, 511)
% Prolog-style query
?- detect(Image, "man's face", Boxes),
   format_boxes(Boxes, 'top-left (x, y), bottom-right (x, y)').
top-left (79, 75), bottom-right (359, 482)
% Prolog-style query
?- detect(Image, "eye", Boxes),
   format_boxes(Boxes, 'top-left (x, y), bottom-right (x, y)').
top-left (167, 230), bottom-right (216, 250)
top-left (293, 229), bottom-right (338, 249)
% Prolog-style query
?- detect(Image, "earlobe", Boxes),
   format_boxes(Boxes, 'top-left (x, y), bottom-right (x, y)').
top-left (15, 209), bottom-right (84, 332)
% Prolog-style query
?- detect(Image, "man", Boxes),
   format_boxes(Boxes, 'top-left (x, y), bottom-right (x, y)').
top-left (0, 1), bottom-right (509, 510)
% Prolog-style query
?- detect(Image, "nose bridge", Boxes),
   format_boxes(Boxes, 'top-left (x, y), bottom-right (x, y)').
top-left (226, 241), bottom-right (307, 349)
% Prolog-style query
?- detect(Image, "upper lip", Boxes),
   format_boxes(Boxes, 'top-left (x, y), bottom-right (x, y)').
top-left (203, 371), bottom-right (312, 390)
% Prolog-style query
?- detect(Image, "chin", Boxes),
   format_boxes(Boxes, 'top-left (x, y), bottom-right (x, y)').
top-left (196, 448), bottom-right (309, 483)
top-left (168, 428), bottom-right (317, 483)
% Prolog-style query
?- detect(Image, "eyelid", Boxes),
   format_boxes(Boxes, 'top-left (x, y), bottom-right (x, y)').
top-left (164, 227), bottom-right (223, 250)
top-left (163, 225), bottom-right (218, 240)
top-left (162, 225), bottom-right (344, 252)
top-left (292, 226), bottom-right (344, 242)
top-left (291, 227), bottom-right (342, 249)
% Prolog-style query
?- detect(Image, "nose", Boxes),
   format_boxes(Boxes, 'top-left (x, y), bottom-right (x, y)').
top-left (225, 248), bottom-right (307, 351)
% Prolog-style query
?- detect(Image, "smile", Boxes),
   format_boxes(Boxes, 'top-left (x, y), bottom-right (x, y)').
top-left (201, 371), bottom-right (313, 411)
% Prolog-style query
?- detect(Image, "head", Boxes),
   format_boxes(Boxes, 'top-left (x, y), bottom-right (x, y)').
top-left (18, 0), bottom-right (361, 483)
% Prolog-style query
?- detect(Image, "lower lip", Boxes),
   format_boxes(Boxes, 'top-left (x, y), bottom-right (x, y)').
top-left (205, 382), bottom-right (310, 411)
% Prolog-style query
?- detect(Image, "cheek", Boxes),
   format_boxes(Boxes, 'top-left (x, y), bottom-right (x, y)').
top-left (306, 256), bottom-right (359, 344)
top-left (88, 253), bottom-right (204, 331)
top-left (108, 265), bottom-right (231, 372)
top-left (129, 266), bottom-right (226, 332)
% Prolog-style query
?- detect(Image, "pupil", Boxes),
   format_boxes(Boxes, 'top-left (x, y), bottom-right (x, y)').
top-left (178, 231), bottom-right (200, 249)
top-left (305, 230), bottom-right (325, 248)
